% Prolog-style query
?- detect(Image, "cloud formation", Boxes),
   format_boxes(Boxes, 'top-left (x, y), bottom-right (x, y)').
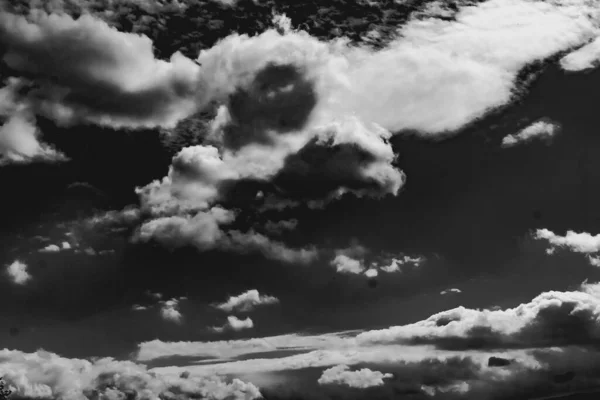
top-left (0, 349), bottom-right (261, 400)
top-left (535, 229), bottom-right (600, 256)
top-left (0, 10), bottom-right (201, 129)
top-left (501, 120), bottom-right (560, 148)
top-left (318, 365), bottom-right (393, 389)
top-left (213, 289), bottom-right (280, 313)
top-left (5, 260), bottom-right (31, 285)
top-left (211, 316), bottom-right (254, 333)
top-left (331, 254), bottom-right (365, 275)
top-left (160, 297), bottom-right (184, 324)
top-left (561, 36), bottom-right (600, 71)
top-left (357, 281), bottom-right (600, 350)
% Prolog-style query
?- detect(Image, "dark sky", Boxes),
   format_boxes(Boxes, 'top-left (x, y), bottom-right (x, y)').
top-left (3, 1), bottom-right (600, 399)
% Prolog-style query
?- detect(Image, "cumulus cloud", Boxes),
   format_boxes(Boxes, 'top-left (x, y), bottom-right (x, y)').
top-left (365, 268), bottom-right (378, 278)
top-left (211, 316), bottom-right (254, 333)
top-left (39, 241), bottom-right (72, 253)
top-left (501, 120), bottom-right (560, 148)
top-left (39, 244), bottom-right (60, 253)
top-left (318, 365), bottom-right (393, 388)
top-left (379, 255), bottom-right (424, 273)
top-left (159, 297), bottom-right (184, 323)
top-left (5, 260), bottom-right (31, 285)
top-left (561, 36), bottom-right (600, 71)
top-left (331, 254), bottom-right (365, 275)
top-left (0, 10), bottom-right (201, 129)
top-left (0, 109), bottom-right (67, 165)
top-left (535, 228), bottom-right (600, 255)
top-left (0, 349), bottom-right (261, 400)
top-left (132, 0), bottom-right (600, 258)
top-left (356, 281), bottom-right (600, 350)
top-left (213, 289), bottom-right (280, 313)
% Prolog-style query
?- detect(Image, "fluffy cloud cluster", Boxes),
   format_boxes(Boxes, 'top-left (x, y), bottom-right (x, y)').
top-left (331, 254), bottom-right (365, 275)
top-left (0, 10), bottom-right (201, 129)
top-left (213, 289), bottom-right (279, 313)
top-left (5, 260), bottom-right (31, 285)
top-left (5, 0), bottom-right (600, 258)
top-left (160, 297), bottom-right (185, 323)
top-left (535, 228), bottom-right (600, 266)
top-left (0, 80), bottom-right (67, 165)
top-left (356, 281), bottom-right (600, 350)
top-left (0, 8), bottom-right (200, 164)
top-left (330, 250), bottom-right (424, 276)
top-left (501, 120), bottom-right (560, 148)
top-left (318, 365), bottom-right (393, 388)
top-left (146, 283), bottom-right (600, 399)
top-left (39, 241), bottom-right (71, 253)
top-left (535, 228), bottom-right (600, 254)
top-left (0, 349), bottom-right (261, 400)
top-left (211, 316), bottom-right (254, 333)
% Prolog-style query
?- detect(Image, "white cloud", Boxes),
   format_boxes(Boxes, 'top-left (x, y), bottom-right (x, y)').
top-left (136, 331), bottom-right (355, 362)
top-left (318, 365), bottom-right (393, 388)
top-left (39, 244), bottom-right (60, 253)
top-left (331, 255), bottom-right (365, 275)
top-left (133, 0), bottom-right (600, 258)
top-left (0, 10), bottom-right (201, 129)
top-left (6, 260), bottom-right (31, 285)
top-left (501, 120), bottom-right (560, 148)
top-left (440, 288), bottom-right (462, 295)
top-left (160, 298), bottom-right (184, 324)
top-left (0, 349), bottom-right (261, 400)
top-left (0, 109), bottom-right (67, 165)
top-left (211, 316), bottom-right (254, 333)
top-left (61, 241), bottom-right (71, 250)
top-left (379, 255), bottom-right (425, 273)
top-left (561, 36), bottom-right (600, 71)
top-left (132, 304), bottom-right (148, 311)
top-left (534, 228), bottom-right (600, 254)
top-left (213, 290), bottom-right (280, 313)
top-left (356, 281), bottom-right (600, 349)
top-left (365, 268), bottom-right (379, 278)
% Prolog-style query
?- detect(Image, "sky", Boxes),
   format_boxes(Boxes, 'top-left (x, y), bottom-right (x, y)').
top-left (4, 0), bottom-right (600, 399)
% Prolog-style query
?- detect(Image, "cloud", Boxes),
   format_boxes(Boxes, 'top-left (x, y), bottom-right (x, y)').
top-left (213, 289), bottom-right (280, 313)
top-left (331, 255), bottom-right (365, 275)
top-left (211, 316), bottom-right (254, 333)
top-left (535, 228), bottom-right (600, 254)
top-left (39, 244), bottom-right (60, 253)
top-left (0, 349), bottom-right (261, 400)
top-left (39, 241), bottom-right (72, 253)
top-left (441, 288), bottom-right (462, 295)
top-left (5, 260), bottom-right (31, 285)
top-left (0, 107), bottom-right (67, 165)
top-left (365, 268), bottom-right (378, 278)
top-left (356, 281), bottom-right (600, 350)
top-left (501, 120), bottom-right (560, 148)
top-left (136, 332), bottom-right (354, 362)
top-left (379, 255), bottom-right (424, 273)
top-left (0, 10), bottom-right (201, 130)
top-left (159, 298), bottom-right (184, 324)
top-left (132, 304), bottom-right (148, 311)
top-left (132, 0), bottom-right (600, 258)
top-left (318, 365), bottom-right (393, 388)
top-left (561, 36), bottom-right (600, 71)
